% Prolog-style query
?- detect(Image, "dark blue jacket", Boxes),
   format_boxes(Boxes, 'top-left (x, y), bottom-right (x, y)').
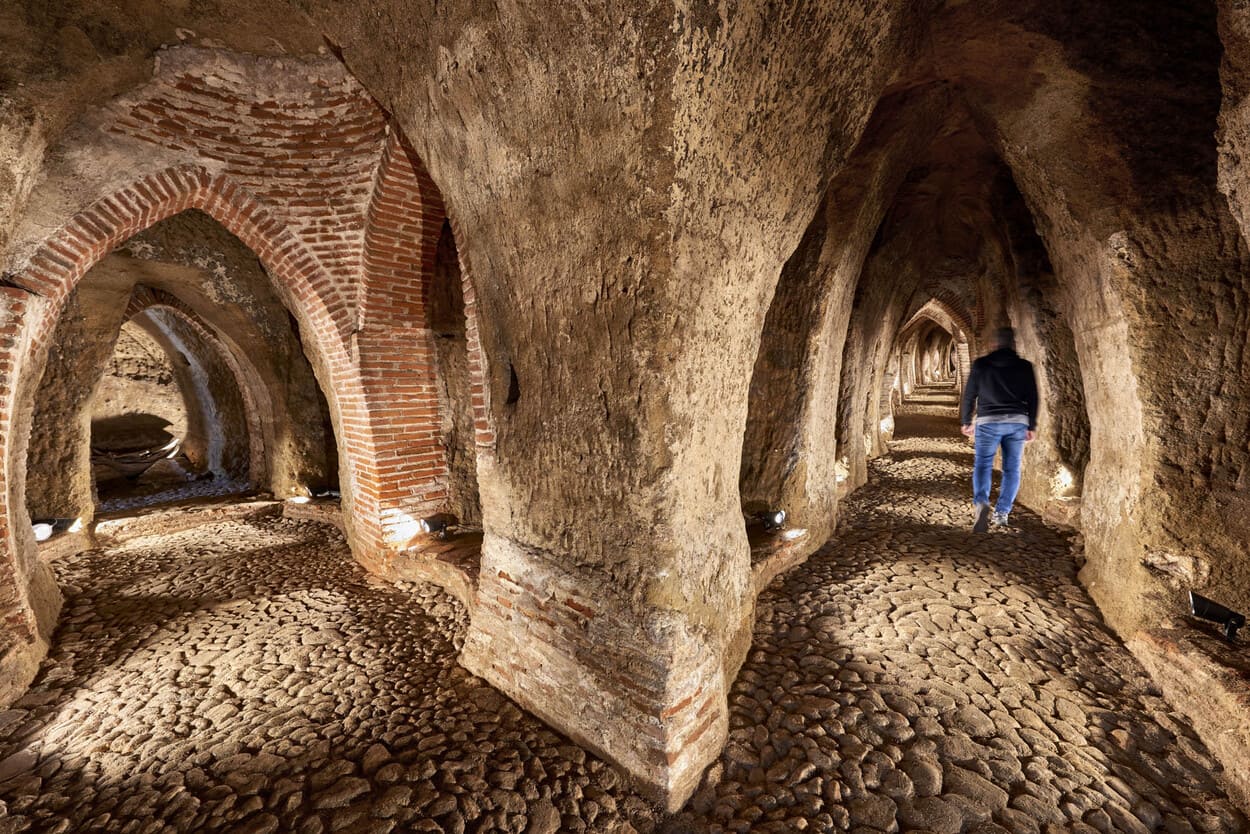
top-left (960, 348), bottom-right (1039, 430)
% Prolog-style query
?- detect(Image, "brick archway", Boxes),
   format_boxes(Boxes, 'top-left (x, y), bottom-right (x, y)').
top-left (0, 166), bottom-right (398, 673)
top-left (897, 296), bottom-right (977, 393)
top-left (348, 132), bottom-right (496, 578)
top-left (899, 295), bottom-right (976, 348)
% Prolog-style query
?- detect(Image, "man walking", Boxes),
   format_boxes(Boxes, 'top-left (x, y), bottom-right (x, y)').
top-left (960, 327), bottom-right (1039, 532)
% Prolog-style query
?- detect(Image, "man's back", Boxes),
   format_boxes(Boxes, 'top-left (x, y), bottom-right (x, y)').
top-left (960, 331), bottom-right (1040, 532)
top-left (960, 348), bottom-right (1038, 428)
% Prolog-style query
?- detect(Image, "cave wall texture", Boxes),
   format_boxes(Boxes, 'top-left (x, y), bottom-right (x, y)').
top-left (2, 0), bottom-right (1250, 808)
top-left (92, 320), bottom-right (189, 459)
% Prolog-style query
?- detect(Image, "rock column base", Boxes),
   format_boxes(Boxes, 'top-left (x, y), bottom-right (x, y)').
top-left (460, 537), bottom-right (729, 811)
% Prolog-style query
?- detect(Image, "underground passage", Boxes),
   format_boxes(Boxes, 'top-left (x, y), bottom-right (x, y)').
top-left (1, 1), bottom-right (1249, 832)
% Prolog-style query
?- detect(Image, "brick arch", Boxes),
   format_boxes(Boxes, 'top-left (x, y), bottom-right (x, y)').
top-left (355, 130), bottom-right (496, 546)
top-left (898, 295), bottom-right (975, 348)
top-left (0, 166), bottom-right (408, 662)
top-left (445, 213), bottom-right (496, 454)
top-left (123, 286), bottom-right (269, 491)
top-left (896, 296), bottom-right (977, 394)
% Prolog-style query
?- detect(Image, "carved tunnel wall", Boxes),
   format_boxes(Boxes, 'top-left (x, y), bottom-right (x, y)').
top-left (3, 0), bottom-right (1250, 813)
top-left (0, 47), bottom-right (484, 710)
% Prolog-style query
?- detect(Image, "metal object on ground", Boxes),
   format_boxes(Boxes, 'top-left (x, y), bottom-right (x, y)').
top-left (91, 437), bottom-right (182, 479)
top-left (756, 509), bottom-right (786, 532)
top-left (418, 513), bottom-right (459, 540)
top-left (1189, 590), bottom-right (1246, 642)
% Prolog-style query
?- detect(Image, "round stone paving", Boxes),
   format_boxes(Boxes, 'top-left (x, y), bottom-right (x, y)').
top-left (0, 407), bottom-right (1243, 833)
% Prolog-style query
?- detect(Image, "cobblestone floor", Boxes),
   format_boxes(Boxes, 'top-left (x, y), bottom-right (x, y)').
top-left (0, 388), bottom-right (1243, 833)
top-left (96, 474), bottom-right (250, 514)
top-left (670, 392), bottom-right (1246, 833)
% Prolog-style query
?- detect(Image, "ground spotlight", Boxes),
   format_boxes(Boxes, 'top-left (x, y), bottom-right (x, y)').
top-left (756, 509), bottom-right (786, 532)
top-left (1189, 591), bottom-right (1245, 642)
top-left (31, 518), bottom-right (77, 541)
top-left (418, 513), bottom-right (459, 540)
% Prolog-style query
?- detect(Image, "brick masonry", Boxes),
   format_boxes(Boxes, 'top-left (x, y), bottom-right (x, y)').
top-left (0, 49), bottom-right (488, 698)
top-left (0, 45), bottom-right (722, 809)
top-left (460, 537), bottom-right (730, 811)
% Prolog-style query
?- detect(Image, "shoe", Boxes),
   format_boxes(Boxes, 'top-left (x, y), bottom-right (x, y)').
top-left (972, 503), bottom-right (990, 533)
top-left (990, 511), bottom-right (1009, 529)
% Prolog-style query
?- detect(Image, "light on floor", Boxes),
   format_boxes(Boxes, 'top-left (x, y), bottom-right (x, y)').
top-left (1051, 465), bottom-right (1076, 496)
top-left (1190, 591), bottom-right (1245, 642)
top-left (758, 509), bottom-right (786, 531)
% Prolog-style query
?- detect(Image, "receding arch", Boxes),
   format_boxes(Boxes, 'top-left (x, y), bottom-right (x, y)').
top-left (0, 167), bottom-right (375, 684)
top-left (121, 288), bottom-right (268, 490)
top-left (94, 307), bottom-right (251, 507)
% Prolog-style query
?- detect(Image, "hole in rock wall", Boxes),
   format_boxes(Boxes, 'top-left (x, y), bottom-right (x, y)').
top-left (506, 365), bottom-right (521, 406)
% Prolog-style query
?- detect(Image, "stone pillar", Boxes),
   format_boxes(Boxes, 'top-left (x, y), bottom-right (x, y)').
top-left (955, 341), bottom-right (971, 395)
top-left (311, 0), bottom-right (921, 808)
top-left (878, 370), bottom-right (896, 441)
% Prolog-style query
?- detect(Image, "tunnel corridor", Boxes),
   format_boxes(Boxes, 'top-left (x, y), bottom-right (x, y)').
top-left (4, 0), bottom-right (1250, 828)
top-left (0, 385), bottom-right (1241, 833)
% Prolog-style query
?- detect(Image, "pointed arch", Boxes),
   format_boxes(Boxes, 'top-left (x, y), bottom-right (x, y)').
top-left (0, 167), bottom-right (396, 685)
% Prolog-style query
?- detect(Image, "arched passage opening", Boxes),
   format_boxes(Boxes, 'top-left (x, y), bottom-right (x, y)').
top-left (0, 165), bottom-right (369, 707)
top-left (21, 211), bottom-right (343, 535)
top-left (0, 47), bottom-right (497, 718)
top-left (900, 318), bottom-right (955, 388)
top-left (829, 100), bottom-right (1094, 530)
top-left (427, 219), bottom-right (482, 530)
top-left (89, 307), bottom-right (252, 512)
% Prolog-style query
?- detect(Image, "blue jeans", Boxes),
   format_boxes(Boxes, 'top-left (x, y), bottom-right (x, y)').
top-left (973, 422), bottom-right (1028, 515)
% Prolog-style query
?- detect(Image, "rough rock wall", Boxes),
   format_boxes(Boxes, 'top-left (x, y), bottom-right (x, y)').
top-left (429, 222), bottom-right (481, 528)
top-left (0, 0), bottom-right (325, 251)
top-left (91, 320), bottom-right (188, 456)
top-left (993, 173), bottom-right (1090, 479)
top-left (24, 271), bottom-right (134, 521)
top-left (300, 0), bottom-right (928, 806)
